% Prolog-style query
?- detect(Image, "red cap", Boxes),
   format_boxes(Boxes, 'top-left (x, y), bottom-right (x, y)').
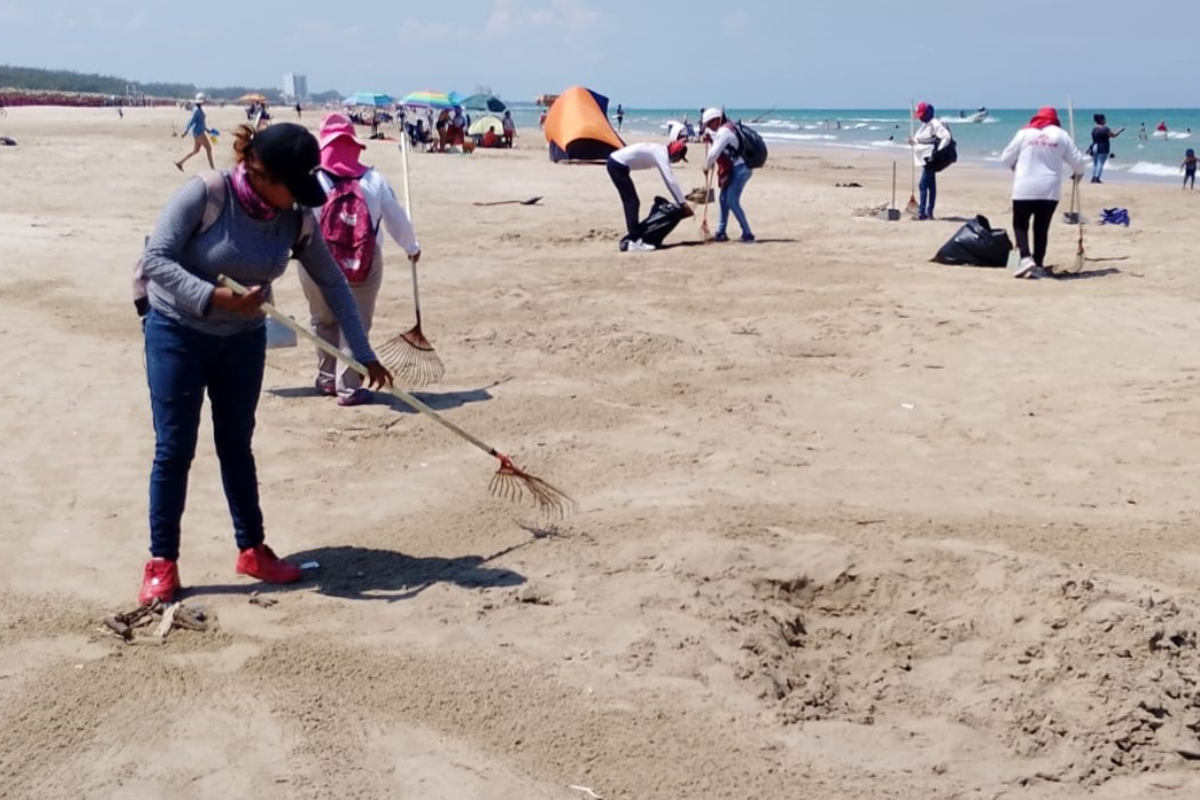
top-left (1027, 107), bottom-right (1061, 129)
top-left (667, 140), bottom-right (688, 161)
top-left (914, 102), bottom-right (932, 120)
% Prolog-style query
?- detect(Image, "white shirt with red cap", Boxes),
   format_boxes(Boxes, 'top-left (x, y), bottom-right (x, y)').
top-left (609, 143), bottom-right (687, 205)
top-left (1001, 125), bottom-right (1089, 202)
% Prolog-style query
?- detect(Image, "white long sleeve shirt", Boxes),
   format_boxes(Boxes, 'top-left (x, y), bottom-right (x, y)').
top-left (704, 125), bottom-right (745, 171)
top-left (317, 168), bottom-right (420, 256)
top-left (913, 118), bottom-right (952, 167)
top-left (1000, 126), bottom-right (1089, 201)
top-left (610, 143), bottom-right (687, 205)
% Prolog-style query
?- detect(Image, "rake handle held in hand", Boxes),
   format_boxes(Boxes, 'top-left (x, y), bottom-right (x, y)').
top-left (218, 275), bottom-right (491, 457)
top-left (700, 154), bottom-right (714, 239)
top-left (909, 98), bottom-right (917, 194)
top-left (400, 135), bottom-right (425, 329)
top-left (1068, 95), bottom-right (1086, 267)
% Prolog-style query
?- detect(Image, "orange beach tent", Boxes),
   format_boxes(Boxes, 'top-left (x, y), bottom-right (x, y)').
top-left (544, 86), bottom-right (624, 162)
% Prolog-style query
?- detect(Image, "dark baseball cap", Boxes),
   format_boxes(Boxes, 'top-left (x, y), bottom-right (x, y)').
top-left (253, 123), bottom-right (326, 208)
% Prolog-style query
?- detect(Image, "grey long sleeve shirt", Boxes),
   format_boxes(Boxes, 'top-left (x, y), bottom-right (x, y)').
top-left (141, 173), bottom-right (375, 363)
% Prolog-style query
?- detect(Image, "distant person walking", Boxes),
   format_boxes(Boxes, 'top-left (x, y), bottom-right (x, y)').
top-left (616, 104), bottom-right (625, 132)
top-left (908, 102), bottom-right (952, 220)
top-left (606, 140), bottom-right (692, 251)
top-left (1089, 114), bottom-right (1124, 183)
top-left (702, 107), bottom-right (756, 243)
top-left (1183, 148), bottom-right (1197, 190)
top-left (295, 102), bottom-right (303, 120)
top-left (1001, 107), bottom-right (1088, 279)
top-left (175, 92), bottom-right (214, 171)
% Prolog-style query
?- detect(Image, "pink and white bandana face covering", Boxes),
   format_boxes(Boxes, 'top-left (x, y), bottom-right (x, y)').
top-left (231, 162), bottom-right (279, 220)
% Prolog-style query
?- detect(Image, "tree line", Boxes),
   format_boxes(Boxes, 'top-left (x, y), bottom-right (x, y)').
top-left (0, 65), bottom-right (342, 103)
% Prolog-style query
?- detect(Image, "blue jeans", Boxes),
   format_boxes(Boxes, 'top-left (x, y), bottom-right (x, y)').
top-left (1092, 152), bottom-right (1109, 181)
top-left (718, 163), bottom-right (754, 237)
top-left (144, 309), bottom-right (266, 561)
top-left (919, 166), bottom-right (937, 218)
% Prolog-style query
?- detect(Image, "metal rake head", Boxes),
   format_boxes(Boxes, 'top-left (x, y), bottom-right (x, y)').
top-left (489, 454), bottom-right (577, 520)
top-left (378, 330), bottom-right (445, 388)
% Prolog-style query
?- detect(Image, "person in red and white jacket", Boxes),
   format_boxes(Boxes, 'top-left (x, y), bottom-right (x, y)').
top-left (1001, 107), bottom-right (1088, 279)
top-left (701, 107), bottom-right (755, 242)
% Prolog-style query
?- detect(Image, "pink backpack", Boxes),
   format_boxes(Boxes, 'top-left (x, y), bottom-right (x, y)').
top-left (319, 174), bottom-right (377, 284)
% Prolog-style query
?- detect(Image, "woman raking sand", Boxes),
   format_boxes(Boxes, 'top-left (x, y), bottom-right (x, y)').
top-left (301, 113), bottom-right (421, 406)
top-left (138, 122), bottom-right (392, 604)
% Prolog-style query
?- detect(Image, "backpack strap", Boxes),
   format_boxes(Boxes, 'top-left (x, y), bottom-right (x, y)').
top-left (196, 171), bottom-right (227, 235)
top-left (294, 211), bottom-right (316, 255)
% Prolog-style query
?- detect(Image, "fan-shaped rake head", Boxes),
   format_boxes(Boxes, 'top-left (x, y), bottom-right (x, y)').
top-left (488, 454), bottom-right (577, 520)
top-left (377, 328), bottom-right (445, 387)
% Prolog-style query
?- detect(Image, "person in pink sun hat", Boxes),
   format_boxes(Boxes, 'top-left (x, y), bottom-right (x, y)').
top-left (298, 113), bottom-right (421, 406)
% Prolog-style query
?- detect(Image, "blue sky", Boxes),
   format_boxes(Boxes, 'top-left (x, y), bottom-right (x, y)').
top-left (0, 0), bottom-right (1193, 108)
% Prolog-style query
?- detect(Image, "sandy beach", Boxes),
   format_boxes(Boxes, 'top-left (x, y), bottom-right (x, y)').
top-left (4, 105), bottom-right (1200, 799)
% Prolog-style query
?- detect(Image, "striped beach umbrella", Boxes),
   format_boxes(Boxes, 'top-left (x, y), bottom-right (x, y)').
top-left (401, 90), bottom-right (459, 110)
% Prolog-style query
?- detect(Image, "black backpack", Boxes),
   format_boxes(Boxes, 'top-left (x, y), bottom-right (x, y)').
top-left (733, 122), bottom-right (768, 169)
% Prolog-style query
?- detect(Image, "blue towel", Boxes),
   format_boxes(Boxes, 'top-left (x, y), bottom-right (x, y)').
top-left (1099, 207), bottom-right (1131, 226)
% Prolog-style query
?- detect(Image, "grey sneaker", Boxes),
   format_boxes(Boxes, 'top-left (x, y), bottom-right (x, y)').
top-left (625, 239), bottom-right (656, 252)
top-left (1013, 257), bottom-right (1038, 279)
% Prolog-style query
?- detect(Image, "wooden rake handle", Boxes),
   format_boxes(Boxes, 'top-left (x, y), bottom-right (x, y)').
top-left (218, 275), bottom-right (496, 458)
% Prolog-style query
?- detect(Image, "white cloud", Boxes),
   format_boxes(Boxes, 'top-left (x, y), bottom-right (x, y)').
top-left (550, 0), bottom-right (603, 31)
top-left (482, 0), bottom-right (605, 38)
top-left (398, 17), bottom-right (456, 42)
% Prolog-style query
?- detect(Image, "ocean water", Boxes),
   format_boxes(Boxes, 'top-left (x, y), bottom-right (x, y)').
top-left (508, 106), bottom-right (1199, 182)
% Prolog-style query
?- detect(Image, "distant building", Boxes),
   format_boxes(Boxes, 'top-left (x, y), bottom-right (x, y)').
top-left (282, 73), bottom-right (308, 101)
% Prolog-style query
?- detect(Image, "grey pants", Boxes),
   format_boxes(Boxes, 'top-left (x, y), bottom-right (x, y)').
top-left (298, 256), bottom-right (382, 397)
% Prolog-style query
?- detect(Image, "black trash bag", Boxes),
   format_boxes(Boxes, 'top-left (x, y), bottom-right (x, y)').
top-left (622, 196), bottom-right (687, 249)
top-left (932, 215), bottom-right (1012, 267)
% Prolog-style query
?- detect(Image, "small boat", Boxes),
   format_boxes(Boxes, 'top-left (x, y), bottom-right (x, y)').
top-left (960, 108), bottom-right (988, 124)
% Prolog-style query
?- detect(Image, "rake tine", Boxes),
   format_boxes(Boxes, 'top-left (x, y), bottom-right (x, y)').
top-left (489, 453), bottom-right (577, 520)
top-left (377, 332), bottom-right (446, 387)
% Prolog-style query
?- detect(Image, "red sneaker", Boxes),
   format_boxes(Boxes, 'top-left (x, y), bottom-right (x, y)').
top-left (236, 544), bottom-right (302, 584)
top-left (139, 558), bottom-right (181, 605)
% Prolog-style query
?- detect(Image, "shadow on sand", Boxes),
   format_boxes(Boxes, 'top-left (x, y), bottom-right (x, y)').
top-left (266, 385), bottom-right (494, 415)
top-left (188, 543), bottom-right (530, 604)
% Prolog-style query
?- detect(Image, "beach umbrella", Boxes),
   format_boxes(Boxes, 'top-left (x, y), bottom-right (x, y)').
top-left (461, 93), bottom-right (507, 113)
top-left (236, 93), bottom-right (268, 104)
top-left (345, 92), bottom-right (395, 107)
top-left (401, 90), bottom-right (457, 110)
